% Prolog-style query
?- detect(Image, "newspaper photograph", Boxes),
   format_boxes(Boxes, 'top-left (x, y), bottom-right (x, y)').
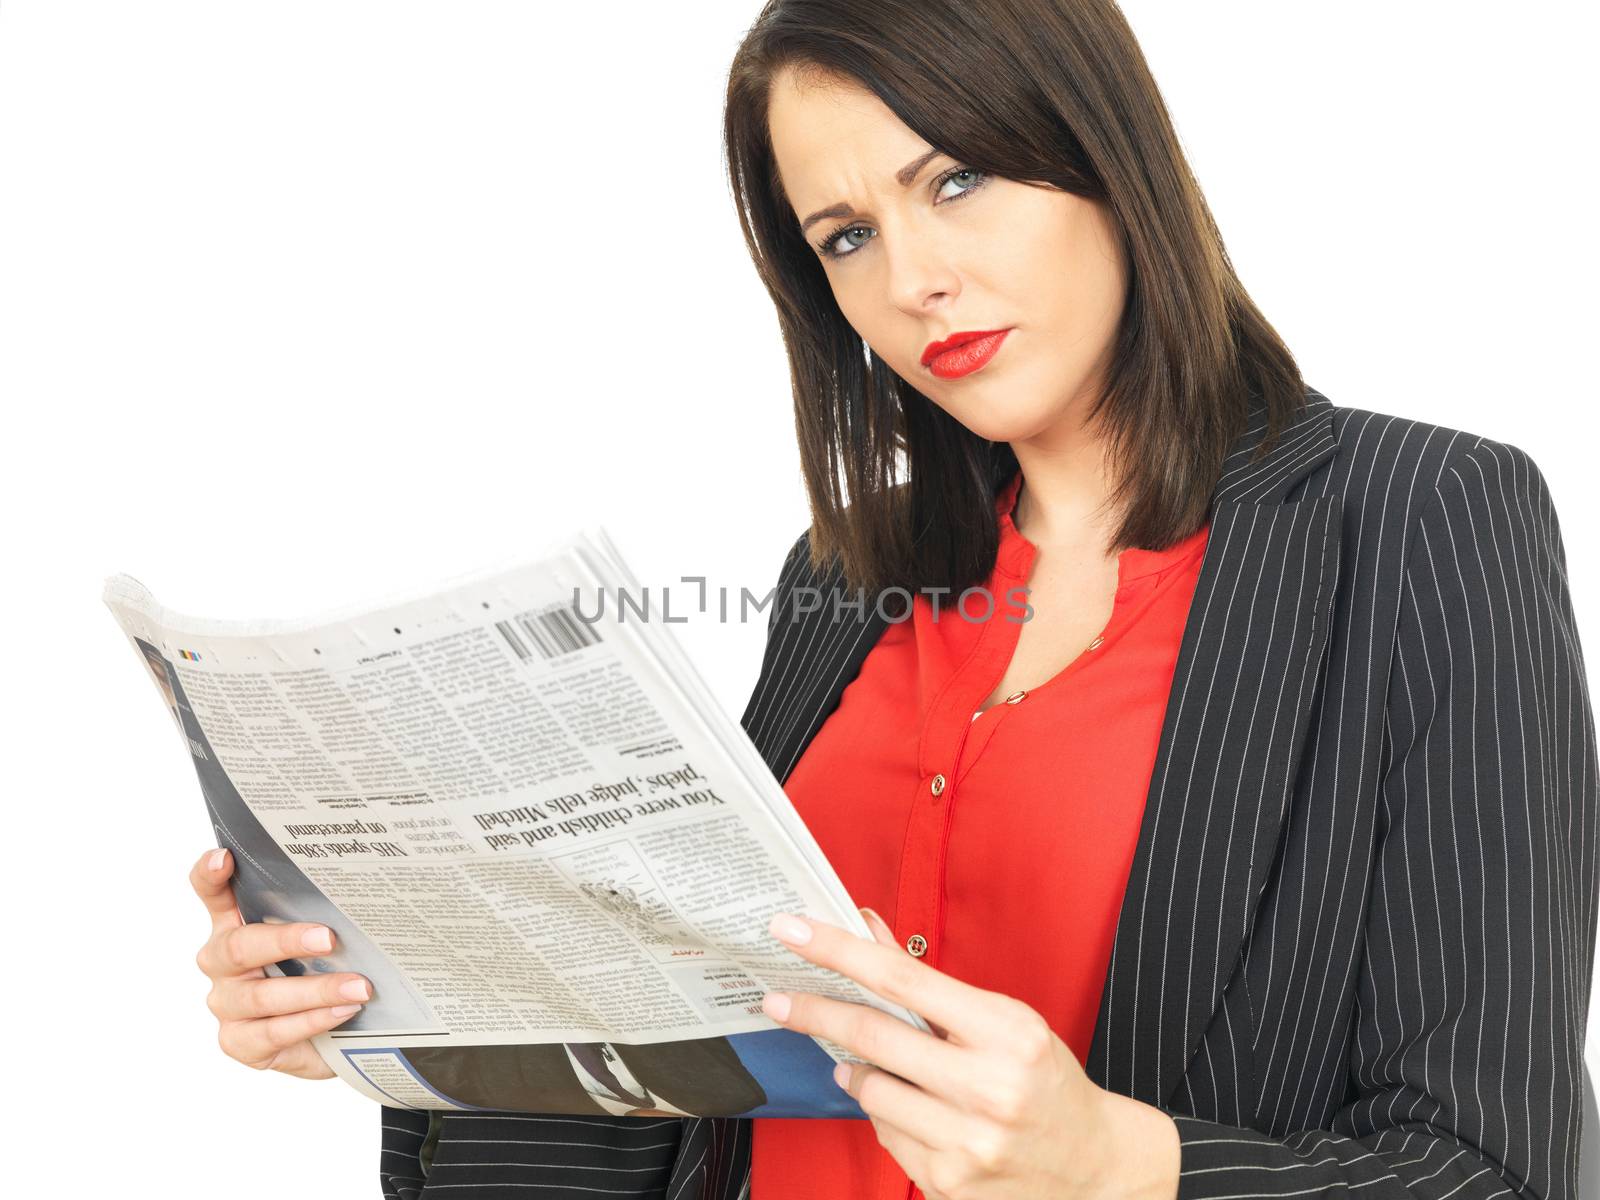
top-left (103, 528), bottom-right (930, 1119)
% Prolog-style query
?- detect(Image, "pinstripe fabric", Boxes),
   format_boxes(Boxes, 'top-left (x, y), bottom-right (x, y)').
top-left (379, 1110), bottom-right (749, 1198)
top-left (379, 386), bottom-right (1598, 1200)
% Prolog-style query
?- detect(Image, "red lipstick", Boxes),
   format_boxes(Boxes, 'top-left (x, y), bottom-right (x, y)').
top-left (921, 328), bottom-right (1012, 379)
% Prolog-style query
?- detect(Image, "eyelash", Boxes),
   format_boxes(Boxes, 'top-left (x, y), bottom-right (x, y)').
top-left (813, 166), bottom-right (990, 261)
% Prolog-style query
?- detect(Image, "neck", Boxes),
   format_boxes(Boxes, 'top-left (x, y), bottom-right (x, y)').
top-left (1008, 408), bottom-right (1120, 550)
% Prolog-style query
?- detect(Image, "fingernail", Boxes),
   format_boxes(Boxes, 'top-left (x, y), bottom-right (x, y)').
top-left (860, 906), bottom-right (885, 928)
top-left (762, 992), bottom-right (791, 1022)
top-left (339, 978), bottom-right (371, 1002)
top-left (833, 1063), bottom-right (851, 1089)
top-left (769, 913), bottom-right (812, 945)
top-left (207, 849), bottom-right (227, 872)
top-left (302, 926), bottom-right (333, 954)
top-left (330, 1004), bottom-right (362, 1018)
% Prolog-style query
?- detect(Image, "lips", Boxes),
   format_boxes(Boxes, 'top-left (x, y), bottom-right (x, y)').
top-left (921, 328), bottom-right (1012, 380)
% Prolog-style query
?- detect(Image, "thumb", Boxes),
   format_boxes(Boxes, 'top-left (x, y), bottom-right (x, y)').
top-left (189, 846), bottom-right (243, 938)
top-left (858, 906), bottom-right (897, 948)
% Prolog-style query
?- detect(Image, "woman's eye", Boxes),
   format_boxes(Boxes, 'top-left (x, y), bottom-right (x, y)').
top-left (936, 167), bottom-right (986, 201)
top-left (821, 225), bottom-right (874, 259)
top-left (815, 166), bottom-right (989, 261)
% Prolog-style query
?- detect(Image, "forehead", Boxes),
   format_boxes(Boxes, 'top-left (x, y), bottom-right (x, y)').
top-left (767, 68), bottom-right (930, 208)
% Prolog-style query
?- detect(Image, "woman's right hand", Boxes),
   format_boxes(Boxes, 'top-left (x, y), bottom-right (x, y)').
top-left (189, 847), bottom-right (372, 1080)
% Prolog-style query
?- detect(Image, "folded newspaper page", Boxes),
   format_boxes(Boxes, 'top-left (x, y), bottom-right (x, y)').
top-left (104, 528), bottom-right (929, 1119)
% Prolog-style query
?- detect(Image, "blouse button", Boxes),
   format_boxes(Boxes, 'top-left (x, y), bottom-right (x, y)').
top-left (1087, 635), bottom-right (1104, 650)
top-left (1003, 690), bottom-right (1027, 704)
top-left (905, 934), bottom-right (928, 957)
top-left (930, 773), bottom-right (946, 797)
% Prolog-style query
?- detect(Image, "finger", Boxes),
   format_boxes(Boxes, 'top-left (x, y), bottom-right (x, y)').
top-left (768, 911), bottom-right (1009, 1047)
top-left (838, 1060), bottom-right (968, 1148)
top-left (858, 908), bottom-right (950, 1038)
top-left (218, 1003), bottom-right (364, 1069)
top-left (763, 989), bottom-right (976, 1107)
top-left (858, 907), bottom-right (898, 948)
top-left (189, 848), bottom-right (242, 937)
top-left (253, 1039), bottom-right (338, 1081)
top-left (197, 919), bottom-right (337, 980)
top-left (209, 973), bottom-right (372, 1022)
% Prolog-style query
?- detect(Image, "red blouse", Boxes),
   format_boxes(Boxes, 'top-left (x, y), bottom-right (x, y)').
top-left (751, 468), bottom-right (1210, 1200)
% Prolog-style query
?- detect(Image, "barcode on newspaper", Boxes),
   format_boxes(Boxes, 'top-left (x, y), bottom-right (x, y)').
top-left (495, 603), bottom-right (601, 662)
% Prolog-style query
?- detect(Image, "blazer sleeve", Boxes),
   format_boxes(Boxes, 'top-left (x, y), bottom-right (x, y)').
top-left (1169, 439), bottom-right (1600, 1200)
top-left (379, 1105), bottom-right (431, 1199)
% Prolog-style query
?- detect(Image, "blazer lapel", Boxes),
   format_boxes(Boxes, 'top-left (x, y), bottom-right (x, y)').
top-left (741, 552), bottom-right (892, 786)
top-left (1083, 397), bottom-right (1343, 1106)
top-left (738, 392), bottom-right (1344, 1111)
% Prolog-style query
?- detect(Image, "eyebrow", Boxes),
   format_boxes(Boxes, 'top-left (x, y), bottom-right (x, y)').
top-left (798, 147), bottom-right (945, 235)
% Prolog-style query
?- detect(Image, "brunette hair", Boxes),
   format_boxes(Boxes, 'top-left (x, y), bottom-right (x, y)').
top-left (724, 0), bottom-right (1308, 595)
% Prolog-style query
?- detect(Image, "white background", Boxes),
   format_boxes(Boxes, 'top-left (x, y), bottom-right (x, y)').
top-left (1, 2), bottom-right (1596, 1195)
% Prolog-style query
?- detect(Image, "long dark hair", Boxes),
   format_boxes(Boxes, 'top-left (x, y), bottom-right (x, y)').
top-left (724, 0), bottom-right (1308, 595)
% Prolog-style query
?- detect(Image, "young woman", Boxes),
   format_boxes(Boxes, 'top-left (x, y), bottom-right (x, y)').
top-left (187, 2), bottom-right (1599, 1198)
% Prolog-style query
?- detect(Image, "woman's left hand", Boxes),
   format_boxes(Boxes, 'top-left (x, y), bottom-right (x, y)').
top-left (760, 908), bottom-right (1179, 1200)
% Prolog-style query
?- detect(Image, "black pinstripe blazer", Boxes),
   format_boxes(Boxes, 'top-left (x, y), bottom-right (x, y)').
top-left (381, 387), bottom-right (1598, 1200)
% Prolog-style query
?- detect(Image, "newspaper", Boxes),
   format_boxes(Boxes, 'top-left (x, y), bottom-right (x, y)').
top-left (104, 527), bottom-right (928, 1119)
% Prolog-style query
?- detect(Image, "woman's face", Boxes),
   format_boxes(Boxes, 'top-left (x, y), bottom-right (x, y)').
top-left (767, 66), bottom-right (1129, 445)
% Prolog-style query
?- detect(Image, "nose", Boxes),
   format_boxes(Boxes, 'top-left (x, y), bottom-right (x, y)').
top-left (882, 224), bottom-right (961, 316)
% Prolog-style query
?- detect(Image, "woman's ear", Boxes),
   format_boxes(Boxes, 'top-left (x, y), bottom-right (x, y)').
top-left (858, 906), bottom-right (897, 948)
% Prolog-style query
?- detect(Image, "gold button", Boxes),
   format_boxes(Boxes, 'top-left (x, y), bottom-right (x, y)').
top-left (930, 773), bottom-right (946, 796)
top-left (1004, 690), bottom-right (1027, 704)
top-left (1087, 635), bottom-right (1104, 650)
top-left (905, 934), bottom-right (928, 957)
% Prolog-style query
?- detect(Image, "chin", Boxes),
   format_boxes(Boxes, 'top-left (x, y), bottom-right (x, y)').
top-left (942, 401), bottom-right (1062, 445)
